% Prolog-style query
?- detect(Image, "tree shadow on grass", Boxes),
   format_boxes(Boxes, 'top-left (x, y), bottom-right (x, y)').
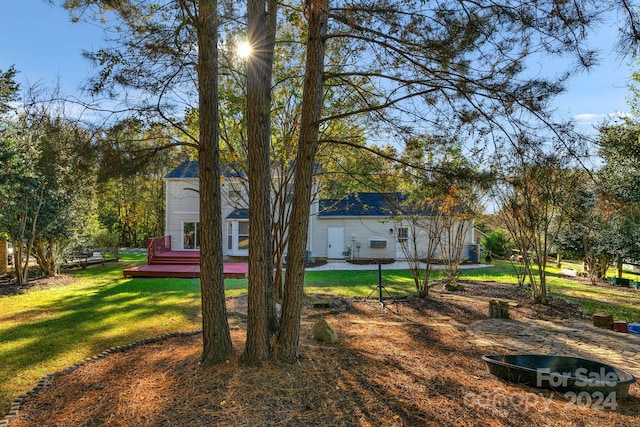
top-left (0, 277), bottom-right (202, 416)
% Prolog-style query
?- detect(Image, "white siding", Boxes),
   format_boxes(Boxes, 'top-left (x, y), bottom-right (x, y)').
top-left (312, 217), bottom-right (397, 259)
top-left (165, 176), bottom-right (249, 257)
top-left (165, 179), bottom-right (200, 251)
top-left (165, 174), bottom-right (475, 262)
top-left (310, 216), bottom-right (475, 261)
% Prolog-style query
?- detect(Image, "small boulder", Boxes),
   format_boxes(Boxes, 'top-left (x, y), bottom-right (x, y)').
top-left (312, 319), bottom-right (339, 343)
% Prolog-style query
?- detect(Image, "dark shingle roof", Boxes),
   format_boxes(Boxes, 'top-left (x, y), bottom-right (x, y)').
top-left (317, 192), bottom-right (466, 218)
top-left (165, 161), bottom-right (245, 179)
top-left (319, 193), bottom-right (407, 217)
top-left (165, 160), bottom-right (199, 178)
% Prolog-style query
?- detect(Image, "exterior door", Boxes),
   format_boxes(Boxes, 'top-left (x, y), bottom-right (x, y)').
top-left (183, 221), bottom-right (200, 250)
top-left (327, 227), bottom-right (345, 259)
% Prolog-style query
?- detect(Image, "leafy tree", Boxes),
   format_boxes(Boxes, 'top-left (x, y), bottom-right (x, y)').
top-left (63, 0), bottom-right (233, 365)
top-left (395, 197), bottom-right (446, 298)
top-left (498, 152), bottom-right (578, 303)
top-left (439, 190), bottom-right (476, 290)
top-left (277, 0), bottom-right (636, 357)
top-left (318, 142), bottom-right (400, 198)
top-left (0, 101), bottom-right (95, 283)
top-left (584, 58), bottom-right (640, 277)
top-left (94, 120), bottom-right (182, 247)
top-left (215, 6), bottom-right (379, 307)
top-left (556, 186), bottom-right (606, 281)
top-left (556, 185), bottom-right (631, 283)
top-left (0, 66), bottom-right (19, 114)
top-left (394, 133), bottom-right (492, 297)
top-left (598, 120), bottom-right (640, 207)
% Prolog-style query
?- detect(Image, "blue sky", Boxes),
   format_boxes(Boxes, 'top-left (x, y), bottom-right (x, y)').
top-left (0, 2), bottom-right (107, 99)
top-left (0, 1), bottom-right (635, 133)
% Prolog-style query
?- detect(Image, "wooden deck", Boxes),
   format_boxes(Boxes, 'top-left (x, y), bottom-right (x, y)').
top-left (123, 263), bottom-right (248, 279)
top-left (123, 251), bottom-right (248, 279)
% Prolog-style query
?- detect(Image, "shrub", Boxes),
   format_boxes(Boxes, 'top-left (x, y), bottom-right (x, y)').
top-left (482, 228), bottom-right (512, 257)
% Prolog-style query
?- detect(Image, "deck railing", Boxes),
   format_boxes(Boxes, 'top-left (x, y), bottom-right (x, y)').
top-left (147, 236), bottom-right (171, 264)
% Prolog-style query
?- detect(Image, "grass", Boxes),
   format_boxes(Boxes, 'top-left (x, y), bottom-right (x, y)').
top-left (1, 257), bottom-right (639, 417)
top-left (0, 253), bottom-right (202, 415)
top-left (545, 263), bottom-right (640, 322)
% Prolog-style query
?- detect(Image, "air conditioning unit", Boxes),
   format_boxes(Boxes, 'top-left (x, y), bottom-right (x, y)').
top-left (369, 239), bottom-right (387, 248)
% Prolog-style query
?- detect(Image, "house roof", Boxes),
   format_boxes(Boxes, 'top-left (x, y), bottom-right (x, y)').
top-left (165, 160), bottom-right (199, 178)
top-left (226, 208), bottom-right (249, 219)
top-left (165, 160), bottom-right (245, 179)
top-left (319, 193), bottom-right (408, 217)
top-left (165, 160), bottom-right (322, 180)
top-left (318, 192), bottom-right (471, 218)
top-left (218, 193), bottom-right (411, 219)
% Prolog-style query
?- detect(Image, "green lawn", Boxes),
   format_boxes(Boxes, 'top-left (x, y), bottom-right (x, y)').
top-left (545, 263), bottom-right (640, 322)
top-left (1, 257), bottom-right (639, 416)
top-left (0, 254), bottom-right (203, 415)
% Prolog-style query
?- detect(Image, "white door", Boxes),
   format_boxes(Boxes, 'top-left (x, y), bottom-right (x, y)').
top-left (327, 227), bottom-right (345, 259)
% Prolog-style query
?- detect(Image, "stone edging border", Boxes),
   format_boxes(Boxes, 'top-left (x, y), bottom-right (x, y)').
top-left (1, 330), bottom-right (203, 427)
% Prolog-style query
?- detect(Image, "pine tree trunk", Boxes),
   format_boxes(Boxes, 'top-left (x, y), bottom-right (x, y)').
top-left (276, 0), bottom-right (328, 363)
top-left (241, 0), bottom-right (277, 365)
top-left (197, 0), bottom-right (232, 367)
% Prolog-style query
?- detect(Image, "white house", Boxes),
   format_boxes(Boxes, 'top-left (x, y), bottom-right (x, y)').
top-left (164, 160), bottom-right (478, 262)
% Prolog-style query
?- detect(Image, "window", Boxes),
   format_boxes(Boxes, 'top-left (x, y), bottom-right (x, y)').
top-left (229, 189), bottom-right (244, 206)
top-left (226, 220), bottom-right (250, 255)
top-left (369, 239), bottom-right (387, 248)
top-left (398, 227), bottom-right (409, 242)
top-left (238, 221), bottom-right (249, 250)
top-left (183, 222), bottom-right (200, 250)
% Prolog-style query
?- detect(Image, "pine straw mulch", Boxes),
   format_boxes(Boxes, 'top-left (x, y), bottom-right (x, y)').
top-left (7, 280), bottom-right (640, 427)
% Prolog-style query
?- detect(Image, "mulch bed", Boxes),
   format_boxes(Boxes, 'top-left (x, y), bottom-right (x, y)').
top-left (0, 274), bottom-right (77, 296)
top-left (5, 280), bottom-right (640, 426)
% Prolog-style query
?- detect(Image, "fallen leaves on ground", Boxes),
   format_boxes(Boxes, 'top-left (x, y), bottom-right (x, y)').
top-left (8, 281), bottom-right (640, 426)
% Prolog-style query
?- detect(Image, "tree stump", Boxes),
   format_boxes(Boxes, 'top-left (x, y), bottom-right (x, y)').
top-left (593, 312), bottom-right (613, 329)
top-left (489, 300), bottom-right (510, 319)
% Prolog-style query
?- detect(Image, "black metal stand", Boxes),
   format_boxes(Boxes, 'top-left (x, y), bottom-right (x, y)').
top-left (356, 259), bottom-right (400, 313)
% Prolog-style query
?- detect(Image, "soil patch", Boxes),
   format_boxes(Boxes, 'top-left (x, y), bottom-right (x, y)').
top-left (0, 274), bottom-right (78, 297)
top-left (7, 281), bottom-right (640, 426)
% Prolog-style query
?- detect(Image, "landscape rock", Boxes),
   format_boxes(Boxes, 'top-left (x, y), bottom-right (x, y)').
top-left (312, 319), bottom-right (339, 343)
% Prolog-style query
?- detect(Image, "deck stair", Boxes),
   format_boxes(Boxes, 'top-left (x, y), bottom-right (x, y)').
top-left (123, 236), bottom-right (247, 279)
top-left (149, 251), bottom-right (200, 265)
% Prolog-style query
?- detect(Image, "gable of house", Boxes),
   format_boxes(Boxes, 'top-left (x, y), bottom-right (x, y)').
top-left (164, 160), bottom-right (249, 256)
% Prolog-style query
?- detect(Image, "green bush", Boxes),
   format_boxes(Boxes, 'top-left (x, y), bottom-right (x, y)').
top-left (482, 228), bottom-right (512, 257)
